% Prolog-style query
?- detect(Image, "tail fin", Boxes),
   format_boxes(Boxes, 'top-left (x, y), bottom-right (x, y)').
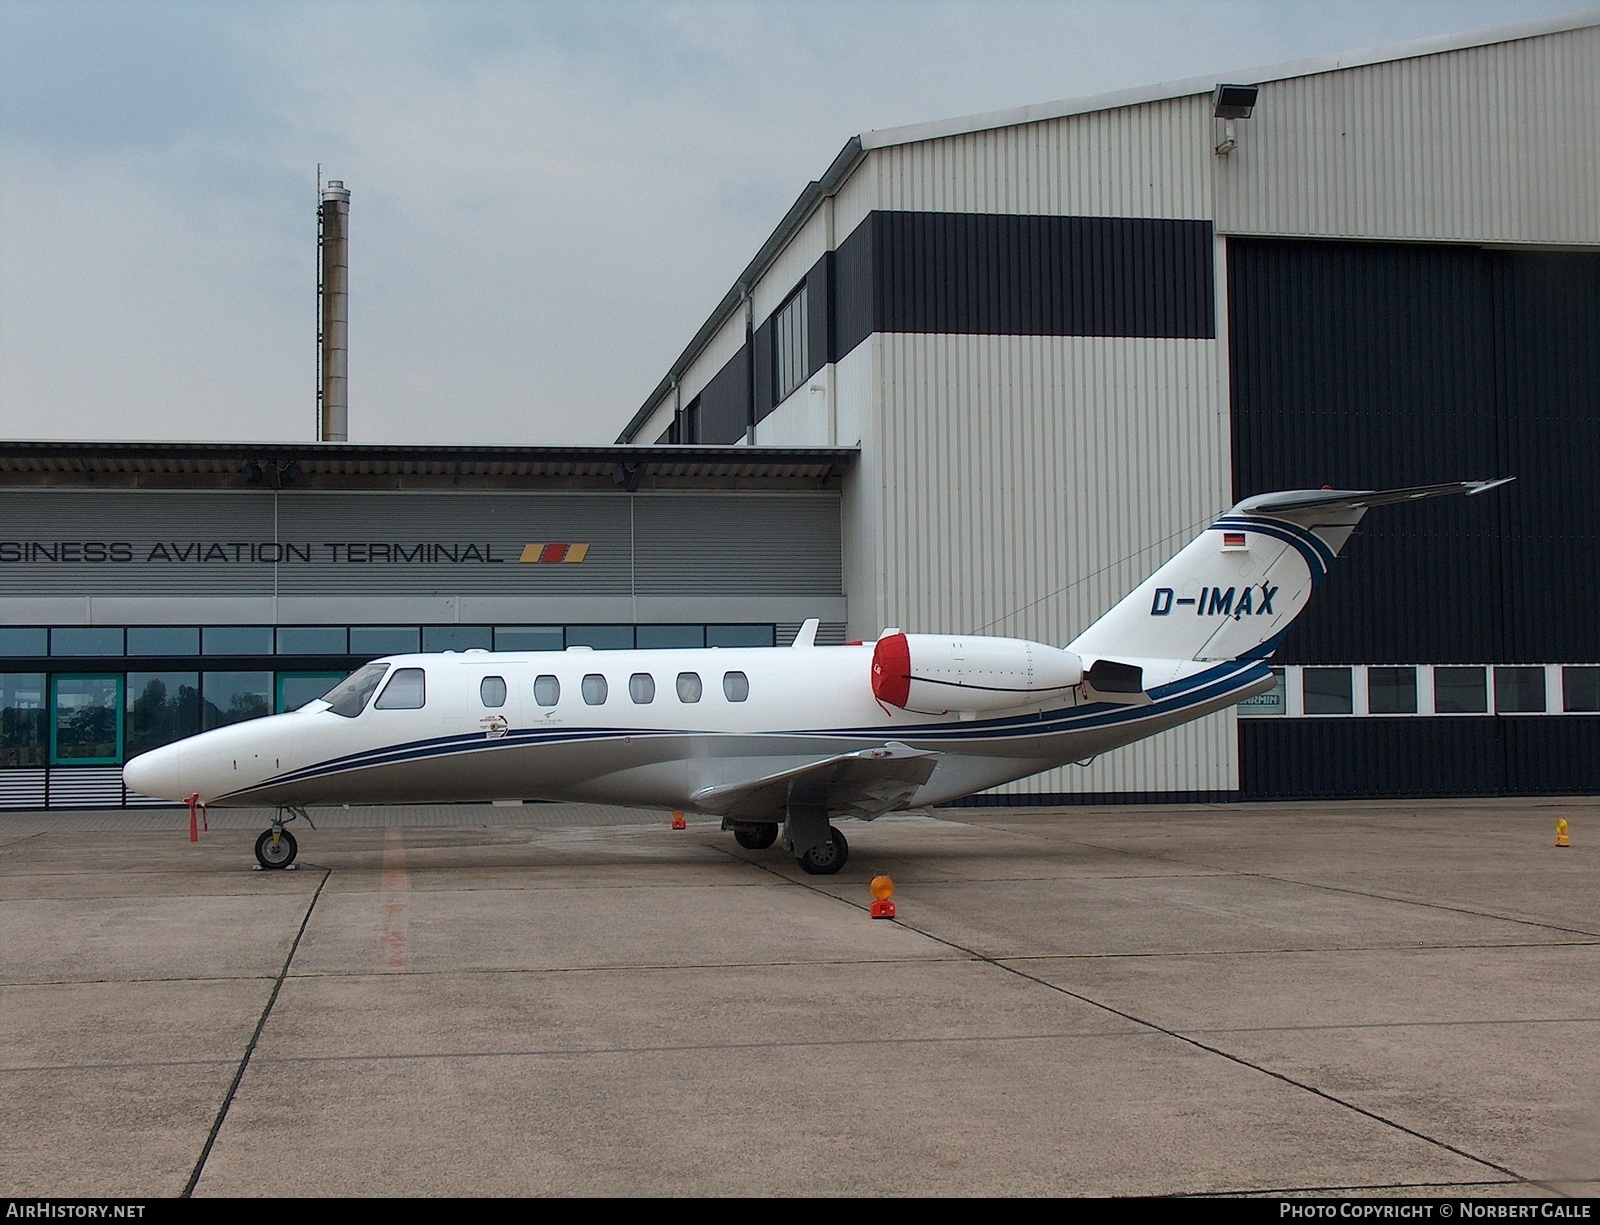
top-left (1067, 480), bottom-right (1511, 663)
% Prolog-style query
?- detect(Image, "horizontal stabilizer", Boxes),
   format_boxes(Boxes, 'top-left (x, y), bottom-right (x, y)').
top-left (1069, 477), bottom-right (1513, 665)
top-left (1234, 478), bottom-right (1512, 517)
top-left (690, 743), bottom-right (939, 821)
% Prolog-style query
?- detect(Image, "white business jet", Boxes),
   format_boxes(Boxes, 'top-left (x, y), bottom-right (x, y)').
top-left (123, 480), bottom-right (1509, 873)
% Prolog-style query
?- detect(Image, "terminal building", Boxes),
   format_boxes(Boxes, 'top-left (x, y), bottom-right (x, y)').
top-left (3, 14), bottom-right (1597, 810)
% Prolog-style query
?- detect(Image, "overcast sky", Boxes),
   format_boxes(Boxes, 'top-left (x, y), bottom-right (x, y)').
top-left (1, 0), bottom-right (1591, 448)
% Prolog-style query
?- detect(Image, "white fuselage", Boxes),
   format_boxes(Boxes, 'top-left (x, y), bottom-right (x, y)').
top-left (122, 643), bottom-right (1272, 814)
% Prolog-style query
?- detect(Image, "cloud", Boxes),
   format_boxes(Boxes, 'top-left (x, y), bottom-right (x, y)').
top-left (2, 0), bottom-right (1592, 445)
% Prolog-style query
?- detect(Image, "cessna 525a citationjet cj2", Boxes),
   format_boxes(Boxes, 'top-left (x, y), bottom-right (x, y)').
top-left (124, 480), bottom-right (1509, 874)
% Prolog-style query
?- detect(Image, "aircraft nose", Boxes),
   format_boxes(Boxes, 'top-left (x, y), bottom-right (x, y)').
top-left (123, 742), bottom-right (189, 802)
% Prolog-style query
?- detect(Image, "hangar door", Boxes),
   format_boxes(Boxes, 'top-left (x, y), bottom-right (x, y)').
top-left (1227, 239), bottom-right (1599, 799)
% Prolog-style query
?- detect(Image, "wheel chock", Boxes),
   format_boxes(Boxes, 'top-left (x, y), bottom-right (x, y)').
top-left (869, 874), bottom-right (897, 919)
top-left (671, 811), bottom-right (687, 830)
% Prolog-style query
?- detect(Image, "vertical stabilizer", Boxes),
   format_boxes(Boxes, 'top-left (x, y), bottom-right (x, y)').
top-left (1067, 480), bottom-right (1511, 663)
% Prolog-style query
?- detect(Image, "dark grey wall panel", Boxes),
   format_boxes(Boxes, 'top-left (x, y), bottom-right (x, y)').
top-left (873, 211), bottom-right (1215, 340)
top-left (834, 216), bottom-right (876, 361)
top-left (806, 252), bottom-right (832, 378)
top-left (632, 493), bottom-right (841, 596)
top-left (1241, 718), bottom-right (1600, 798)
top-left (1230, 240), bottom-right (1600, 666)
top-left (697, 345), bottom-right (750, 444)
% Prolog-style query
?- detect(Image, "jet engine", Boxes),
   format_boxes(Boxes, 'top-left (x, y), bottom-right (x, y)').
top-left (870, 631), bottom-right (1085, 715)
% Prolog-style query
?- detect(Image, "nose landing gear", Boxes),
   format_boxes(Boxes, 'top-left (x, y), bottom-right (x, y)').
top-left (254, 806), bottom-right (313, 870)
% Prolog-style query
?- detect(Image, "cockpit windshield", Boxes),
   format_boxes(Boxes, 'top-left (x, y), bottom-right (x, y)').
top-left (321, 663), bottom-right (390, 718)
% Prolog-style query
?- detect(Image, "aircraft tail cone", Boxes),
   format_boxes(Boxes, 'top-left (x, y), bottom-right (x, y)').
top-left (1556, 819), bottom-right (1570, 847)
top-left (671, 811), bottom-right (687, 831)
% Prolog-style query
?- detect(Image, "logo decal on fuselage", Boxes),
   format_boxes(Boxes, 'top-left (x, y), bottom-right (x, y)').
top-left (1150, 584), bottom-right (1278, 620)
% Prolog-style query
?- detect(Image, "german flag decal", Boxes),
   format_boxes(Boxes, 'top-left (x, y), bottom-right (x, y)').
top-left (519, 543), bottom-right (590, 564)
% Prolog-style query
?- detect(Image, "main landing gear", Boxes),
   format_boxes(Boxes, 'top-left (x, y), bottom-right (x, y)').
top-left (725, 808), bottom-right (849, 875)
top-left (254, 806), bottom-right (314, 870)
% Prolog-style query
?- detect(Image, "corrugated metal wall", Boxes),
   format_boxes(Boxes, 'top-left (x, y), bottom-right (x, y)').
top-left (872, 96), bottom-right (1211, 220)
top-left (1215, 25), bottom-right (1600, 244)
top-left (1230, 239), bottom-right (1600, 666)
top-left (875, 331), bottom-right (1236, 796)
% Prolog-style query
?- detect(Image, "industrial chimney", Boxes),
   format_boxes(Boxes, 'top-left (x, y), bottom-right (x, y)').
top-left (318, 180), bottom-right (350, 442)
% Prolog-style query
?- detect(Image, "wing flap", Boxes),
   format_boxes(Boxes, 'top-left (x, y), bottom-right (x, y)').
top-left (690, 743), bottom-right (940, 821)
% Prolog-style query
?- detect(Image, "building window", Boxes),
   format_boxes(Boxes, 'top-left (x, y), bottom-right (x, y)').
top-left (722, 671), bottom-right (749, 702)
top-left (581, 674), bottom-right (608, 705)
top-left (1303, 667), bottom-right (1353, 715)
top-left (127, 627), bottom-right (199, 656)
top-left (1368, 667), bottom-right (1417, 715)
top-left (1494, 667), bottom-right (1546, 714)
top-left (1, 674), bottom-right (48, 768)
top-left (1433, 667), bottom-right (1487, 714)
top-left (423, 626), bottom-right (492, 653)
top-left (534, 675), bottom-right (560, 707)
top-left (277, 672), bottom-right (346, 714)
top-left (676, 672), bottom-right (703, 703)
top-left (1565, 667), bottom-right (1600, 713)
top-left (1236, 668), bottom-right (1286, 717)
top-left (351, 627), bottom-right (421, 656)
top-left (374, 668), bottom-right (426, 711)
top-left (277, 627), bottom-right (348, 655)
top-left (636, 625), bottom-right (704, 650)
top-left (0, 629), bottom-right (48, 658)
top-left (202, 672), bottom-right (272, 727)
top-left (774, 285), bottom-right (809, 403)
top-left (51, 627), bottom-right (124, 656)
top-left (202, 627), bottom-right (273, 656)
top-left (495, 626), bottom-right (563, 652)
top-left (51, 675), bottom-right (122, 764)
top-left (480, 676), bottom-right (507, 708)
top-left (629, 673), bottom-right (656, 704)
top-left (706, 624), bottom-right (776, 648)
top-left (567, 625), bottom-right (635, 651)
top-left (126, 672), bottom-right (200, 757)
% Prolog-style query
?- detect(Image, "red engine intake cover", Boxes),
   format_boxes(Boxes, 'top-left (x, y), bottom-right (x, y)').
top-left (870, 632), bottom-right (911, 708)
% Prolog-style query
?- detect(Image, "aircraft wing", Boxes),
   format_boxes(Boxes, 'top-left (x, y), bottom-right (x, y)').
top-left (689, 743), bottom-right (940, 821)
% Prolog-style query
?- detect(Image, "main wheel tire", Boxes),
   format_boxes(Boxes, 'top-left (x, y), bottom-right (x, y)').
top-left (797, 826), bottom-right (848, 875)
top-left (733, 824), bottom-right (779, 851)
top-left (255, 828), bottom-right (298, 870)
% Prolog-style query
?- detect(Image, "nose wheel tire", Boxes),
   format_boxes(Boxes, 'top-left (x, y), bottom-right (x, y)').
top-left (255, 829), bottom-right (299, 870)
top-left (797, 826), bottom-right (848, 875)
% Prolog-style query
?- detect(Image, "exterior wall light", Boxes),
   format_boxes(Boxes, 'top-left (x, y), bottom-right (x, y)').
top-left (1213, 83), bottom-right (1259, 155)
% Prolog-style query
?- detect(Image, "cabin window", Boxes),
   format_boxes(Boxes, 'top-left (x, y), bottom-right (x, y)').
top-left (322, 662), bottom-right (389, 718)
top-left (722, 671), bottom-right (749, 702)
top-left (629, 673), bottom-right (655, 704)
top-left (676, 672), bottom-right (702, 703)
top-left (582, 674), bottom-right (608, 705)
top-left (480, 676), bottom-right (507, 708)
top-left (375, 667), bottom-right (426, 710)
top-left (1433, 666), bottom-right (1487, 714)
top-left (533, 674), bottom-right (560, 707)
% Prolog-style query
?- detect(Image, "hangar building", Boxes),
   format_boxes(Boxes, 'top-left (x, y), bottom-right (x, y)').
top-left (617, 13), bottom-right (1600, 803)
top-left (2, 15), bottom-right (1596, 811)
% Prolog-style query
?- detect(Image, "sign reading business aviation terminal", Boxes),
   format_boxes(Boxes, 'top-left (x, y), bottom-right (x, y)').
top-left (0, 540), bottom-right (591, 565)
